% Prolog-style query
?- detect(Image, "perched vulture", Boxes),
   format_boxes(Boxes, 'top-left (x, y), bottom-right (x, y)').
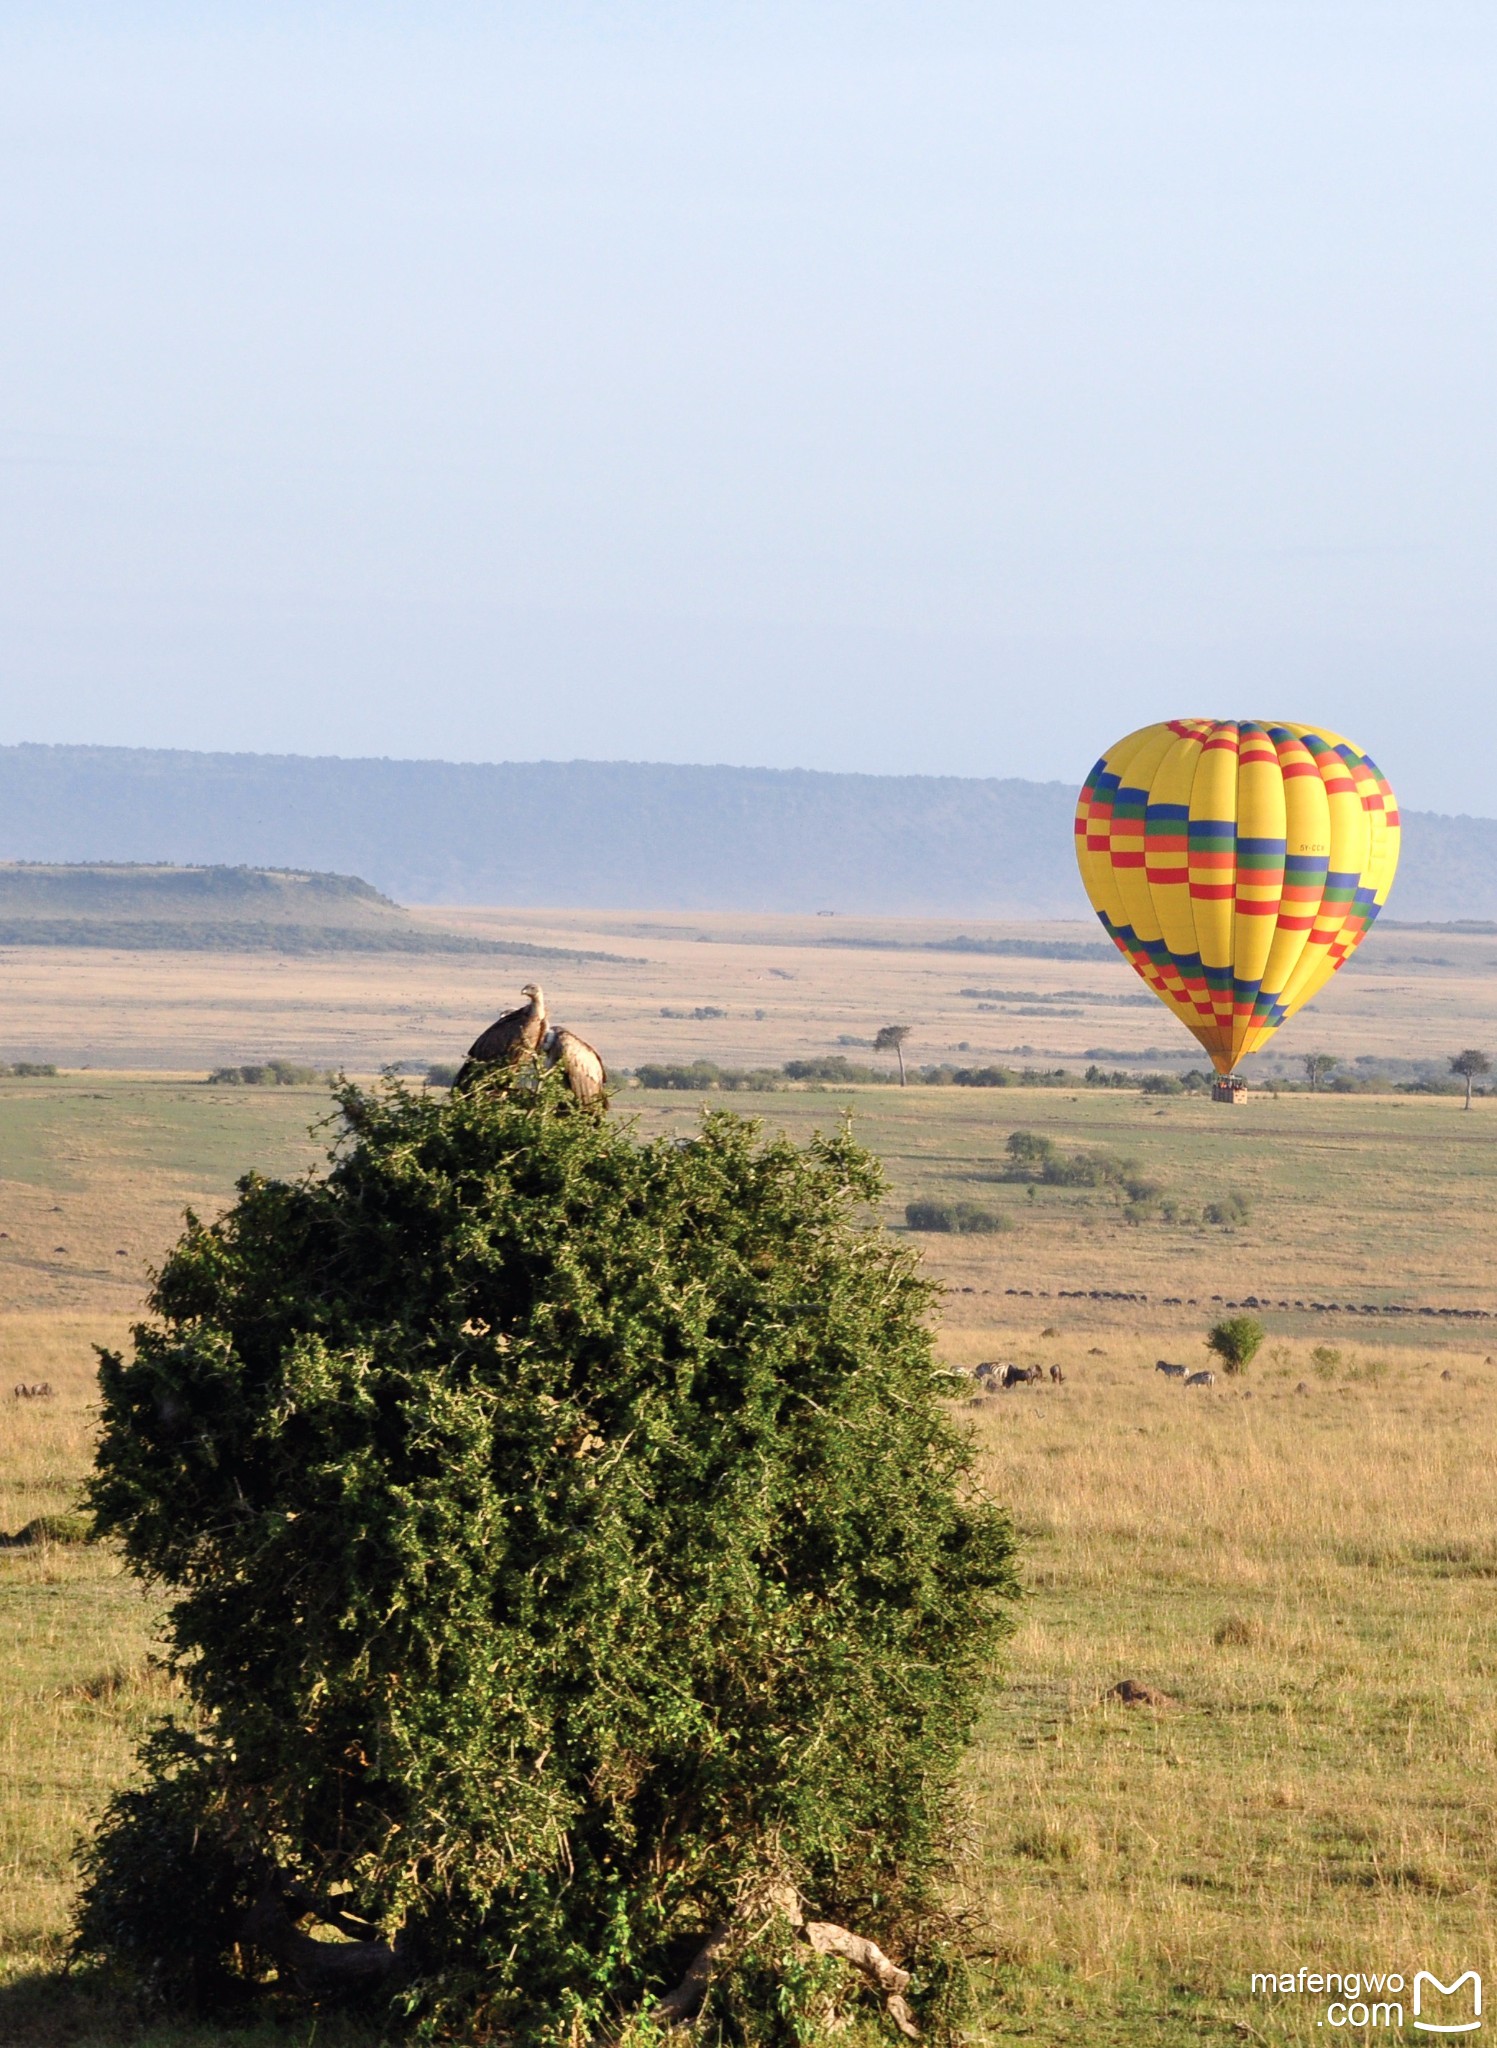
top-left (453, 985), bottom-right (547, 1092)
top-left (545, 1026), bottom-right (608, 1109)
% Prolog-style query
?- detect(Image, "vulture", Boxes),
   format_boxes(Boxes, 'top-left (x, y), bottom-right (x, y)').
top-left (545, 1026), bottom-right (608, 1108)
top-left (452, 984), bottom-right (547, 1092)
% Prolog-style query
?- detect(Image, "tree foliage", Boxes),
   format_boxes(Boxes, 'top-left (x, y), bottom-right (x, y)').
top-left (1206, 1314), bottom-right (1265, 1374)
top-left (77, 1077), bottom-right (1017, 2041)
top-left (904, 1199), bottom-right (1010, 1235)
top-left (1449, 1047), bottom-right (1492, 1108)
top-left (873, 1026), bottom-right (912, 1085)
top-left (1301, 1052), bottom-right (1340, 1092)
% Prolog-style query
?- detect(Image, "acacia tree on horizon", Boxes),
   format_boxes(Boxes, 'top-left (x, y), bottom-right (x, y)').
top-left (875, 1023), bottom-right (913, 1085)
top-left (1302, 1052), bottom-right (1339, 1093)
top-left (1450, 1048), bottom-right (1492, 1109)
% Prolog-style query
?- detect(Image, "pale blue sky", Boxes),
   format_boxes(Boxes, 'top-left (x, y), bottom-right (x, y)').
top-left (1, 4), bottom-right (1495, 812)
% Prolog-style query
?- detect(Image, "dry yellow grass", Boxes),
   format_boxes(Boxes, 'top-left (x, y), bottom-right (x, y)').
top-left (954, 1341), bottom-right (1497, 2043)
top-left (0, 1315), bottom-right (164, 1965)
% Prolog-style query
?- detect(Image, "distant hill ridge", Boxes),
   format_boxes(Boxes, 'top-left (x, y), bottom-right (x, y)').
top-left (1, 743), bottom-right (1493, 921)
top-left (0, 861), bottom-right (625, 960)
top-left (0, 862), bottom-right (397, 920)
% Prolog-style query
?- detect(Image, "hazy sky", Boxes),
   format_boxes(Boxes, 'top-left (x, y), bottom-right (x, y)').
top-left (2, 4), bottom-right (1495, 812)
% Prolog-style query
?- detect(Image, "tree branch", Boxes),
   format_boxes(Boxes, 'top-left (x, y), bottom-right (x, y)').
top-left (646, 1898), bottom-right (920, 2039)
top-left (803, 1920), bottom-right (920, 2039)
top-left (651, 1923), bottom-right (733, 2025)
top-left (239, 1884), bottom-right (403, 1998)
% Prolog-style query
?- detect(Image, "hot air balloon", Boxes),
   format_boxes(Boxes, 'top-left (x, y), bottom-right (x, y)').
top-left (1074, 720), bottom-right (1399, 1078)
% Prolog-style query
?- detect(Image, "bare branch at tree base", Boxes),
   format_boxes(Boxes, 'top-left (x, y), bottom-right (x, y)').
top-left (651, 1896), bottom-right (919, 2037)
top-left (804, 1921), bottom-right (919, 2037)
top-left (239, 1885), bottom-right (403, 1998)
top-left (651, 1923), bottom-right (733, 2025)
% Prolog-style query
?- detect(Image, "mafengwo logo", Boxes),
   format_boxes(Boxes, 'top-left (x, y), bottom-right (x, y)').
top-left (1252, 1966), bottom-right (1481, 2031)
top-left (1414, 1970), bottom-right (1482, 2033)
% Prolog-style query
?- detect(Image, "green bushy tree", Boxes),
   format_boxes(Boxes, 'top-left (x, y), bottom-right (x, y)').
top-left (1206, 1314), bottom-right (1266, 1374)
top-left (77, 1077), bottom-right (1017, 2042)
top-left (1004, 1130), bottom-right (1054, 1167)
top-left (1302, 1052), bottom-right (1339, 1092)
top-left (1139, 1073), bottom-right (1184, 1096)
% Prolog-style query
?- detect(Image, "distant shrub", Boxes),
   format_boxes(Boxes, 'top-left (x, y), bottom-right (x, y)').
top-left (1003, 1131), bottom-right (1135, 1188)
top-left (1206, 1314), bottom-right (1265, 1375)
top-left (1120, 1176), bottom-right (1169, 1223)
top-left (782, 1056), bottom-right (883, 1083)
top-left (207, 1060), bottom-right (319, 1088)
top-left (1005, 1127), bottom-right (1182, 1222)
top-left (1005, 1130), bottom-right (1055, 1166)
top-left (1039, 1147), bottom-right (1134, 1189)
top-left (1345, 1354), bottom-right (1388, 1385)
top-left (905, 1199), bottom-right (1011, 1234)
top-left (1082, 1065), bottom-right (1134, 1089)
top-left (1203, 1192), bottom-right (1252, 1228)
top-left (426, 1063), bottom-right (460, 1088)
top-left (635, 1061), bottom-right (785, 1092)
top-left (2, 1061), bottom-right (58, 1077)
top-left (637, 1061), bottom-right (725, 1090)
top-left (949, 1068), bottom-right (1073, 1089)
top-left (1140, 1073), bottom-right (1185, 1096)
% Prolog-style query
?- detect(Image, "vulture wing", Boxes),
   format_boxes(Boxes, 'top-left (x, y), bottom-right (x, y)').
top-left (549, 1027), bottom-right (608, 1107)
top-left (466, 998), bottom-right (545, 1065)
top-left (452, 988), bottom-right (548, 1091)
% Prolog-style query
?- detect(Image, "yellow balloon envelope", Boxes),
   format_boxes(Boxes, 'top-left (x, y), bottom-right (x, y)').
top-left (1074, 720), bottom-right (1400, 1074)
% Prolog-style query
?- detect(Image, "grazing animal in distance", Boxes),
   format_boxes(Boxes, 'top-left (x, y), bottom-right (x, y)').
top-left (453, 985), bottom-right (547, 1091)
top-left (1155, 1360), bottom-right (1187, 1379)
top-left (12, 1382), bottom-right (53, 1400)
top-left (1184, 1369), bottom-right (1215, 1387)
top-left (1002, 1363), bottom-right (1043, 1389)
top-left (545, 1026), bottom-right (608, 1109)
top-left (1049, 1363), bottom-right (1065, 1384)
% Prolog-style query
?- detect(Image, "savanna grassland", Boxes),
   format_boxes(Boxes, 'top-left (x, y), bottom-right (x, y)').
top-left (1, 914), bottom-right (1494, 2045)
top-left (1, 907), bottom-right (1493, 1076)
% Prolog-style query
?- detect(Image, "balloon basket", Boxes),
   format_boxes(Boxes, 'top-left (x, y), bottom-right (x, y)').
top-left (1212, 1074), bottom-right (1249, 1104)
